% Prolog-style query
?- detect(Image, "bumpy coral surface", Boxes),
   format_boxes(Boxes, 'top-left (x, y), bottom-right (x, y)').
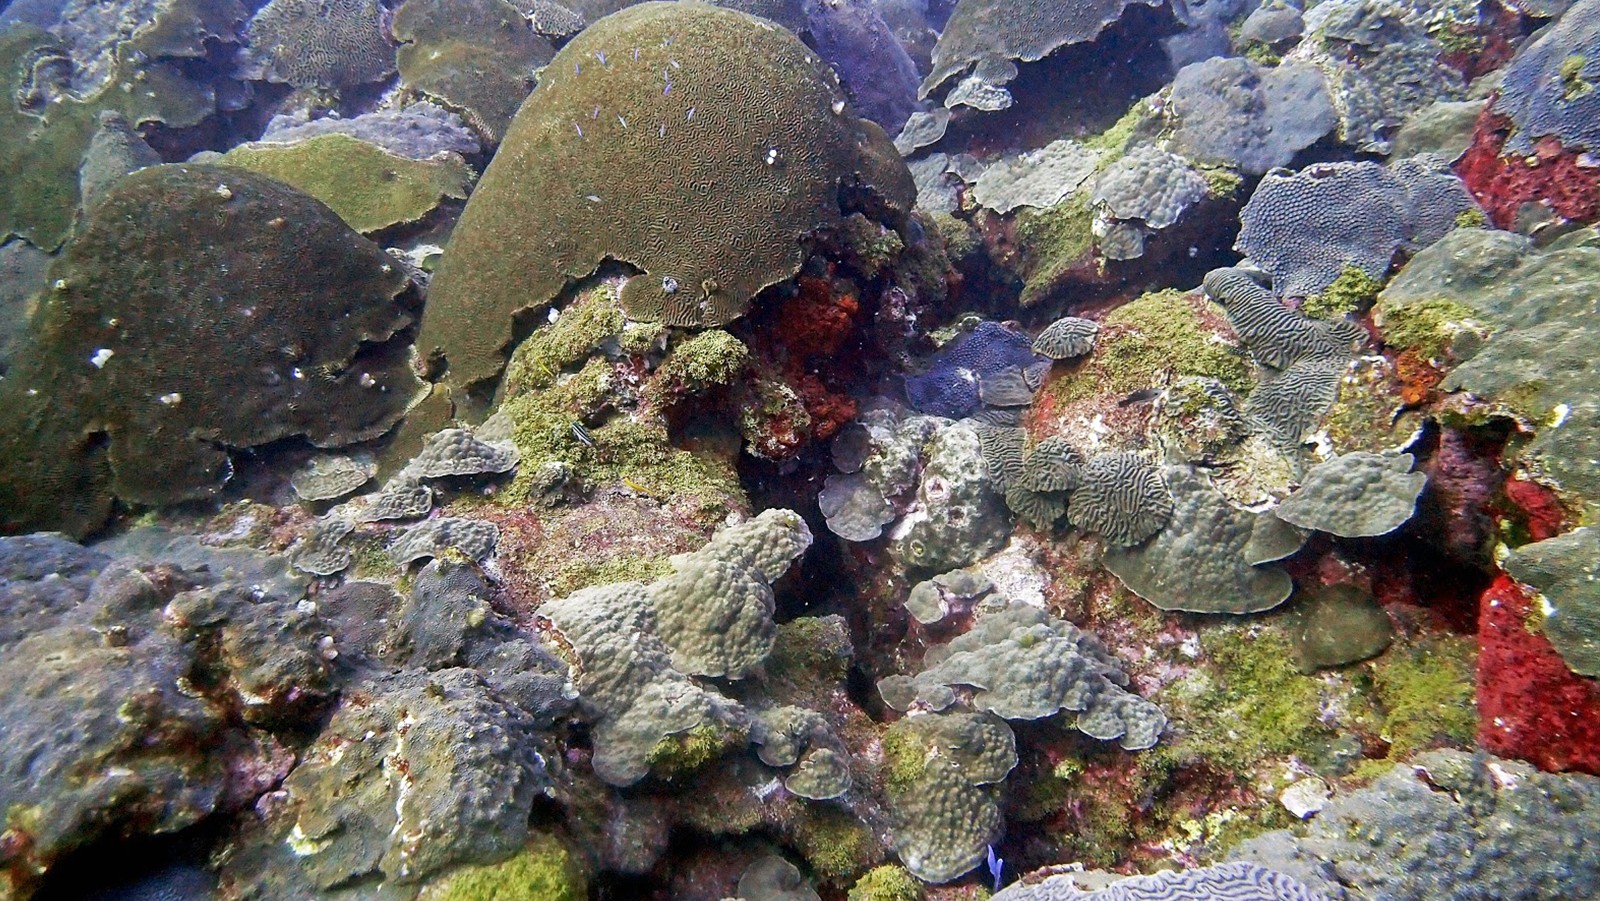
top-left (418, 1), bottom-right (913, 386)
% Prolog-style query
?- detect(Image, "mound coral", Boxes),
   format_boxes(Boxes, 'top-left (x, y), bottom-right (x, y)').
top-left (1167, 56), bottom-right (1336, 175)
top-left (418, 1), bottom-right (913, 387)
top-left (0, 164), bottom-right (425, 537)
top-left (392, 0), bottom-right (557, 144)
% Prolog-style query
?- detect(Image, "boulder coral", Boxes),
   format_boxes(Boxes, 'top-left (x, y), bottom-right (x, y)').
top-left (0, 164), bottom-right (426, 538)
top-left (417, 1), bottom-right (913, 388)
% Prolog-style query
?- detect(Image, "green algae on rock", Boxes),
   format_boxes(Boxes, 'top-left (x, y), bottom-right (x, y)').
top-left (418, 1), bottom-right (914, 387)
top-left (216, 133), bottom-right (473, 233)
top-left (0, 25), bottom-right (219, 250)
top-left (419, 831), bottom-right (587, 901)
top-left (0, 164), bottom-right (426, 537)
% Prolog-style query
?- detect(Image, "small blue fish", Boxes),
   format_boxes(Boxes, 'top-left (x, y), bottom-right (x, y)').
top-left (570, 422), bottom-right (595, 448)
top-left (986, 845), bottom-right (1004, 893)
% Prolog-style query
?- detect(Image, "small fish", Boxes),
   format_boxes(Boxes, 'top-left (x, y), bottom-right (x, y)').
top-left (686, 106), bottom-right (695, 121)
top-left (986, 845), bottom-right (1004, 893)
top-left (1117, 387), bottom-right (1162, 407)
top-left (574, 122), bottom-right (584, 138)
top-left (632, 47), bottom-right (640, 60)
top-left (595, 49), bottom-right (607, 64)
top-left (570, 422), bottom-right (595, 448)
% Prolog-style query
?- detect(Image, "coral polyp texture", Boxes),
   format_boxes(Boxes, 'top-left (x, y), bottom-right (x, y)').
top-left (245, 0), bottom-right (396, 94)
top-left (1235, 160), bottom-right (1475, 298)
top-left (0, 164), bottom-right (425, 537)
top-left (880, 602), bottom-right (1167, 749)
top-left (1490, 0), bottom-right (1600, 154)
top-left (991, 862), bottom-right (1321, 900)
top-left (417, 1), bottom-right (913, 386)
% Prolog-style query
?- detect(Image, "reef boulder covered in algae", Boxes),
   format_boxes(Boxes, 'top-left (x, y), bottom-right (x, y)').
top-left (0, 0), bottom-right (1598, 897)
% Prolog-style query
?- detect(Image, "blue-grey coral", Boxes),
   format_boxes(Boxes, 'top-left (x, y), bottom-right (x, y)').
top-left (1504, 527), bottom-right (1600, 678)
top-left (892, 421), bottom-right (1012, 571)
top-left (1233, 750), bottom-right (1600, 900)
top-left (289, 453), bottom-right (376, 502)
top-left (1168, 57), bottom-right (1336, 175)
top-left (1490, 0), bottom-right (1600, 153)
top-left (290, 514), bottom-right (357, 575)
top-left (972, 139), bottom-right (1104, 213)
top-left (1235, 160), bottom-right (1476, 298)
top-left (1104, 466), bottom-right (1295, 613)
top-left (417, 1), bottom-right (913, 386)
top-left (819, 471), bottom-right (896, 541)
top-left (246, 0), bottom-right (396, 93)
top-left (403, 427), bottom-right (521, 479)
top-left (1091, 145), bottom-right (1210, 229)
top-left (919, 0), bottom-right (1162, 102)
top-left (1285, 0), bottom-right (1465, 153)
top-left (991, 862), bottom-right (1322, 900)
top-left (259, 103), bottom-right (482, 160)
top-left (880, 602), bottom-right (1166, 748)
top-left (388, 517), bottom-right (501, 566)
top-left (894, 108), bottom-right (952, 154)
top-left (1273, 451), bottom-right (1426, 537)
top-left (802, 0), bottom-right (922, 135)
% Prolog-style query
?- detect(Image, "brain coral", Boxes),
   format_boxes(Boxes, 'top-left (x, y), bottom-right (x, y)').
top-left (418, 1), bottom-right (914, 387)
top-left (246, 0), bottom-right (397, 93)
top-left (1236, 160), bottom-right (1476, 298)
top-left (0, 164), bottom-right (425, 537)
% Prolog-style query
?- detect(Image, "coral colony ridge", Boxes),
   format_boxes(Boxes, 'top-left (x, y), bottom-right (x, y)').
top-left (0, 0), bottom-right (1598, 897)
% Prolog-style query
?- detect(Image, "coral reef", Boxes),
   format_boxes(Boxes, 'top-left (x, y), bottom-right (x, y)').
top-left (1167, 56), bottom-right (1336, 175)
top-left (392, 0), bottom-right (556, 144)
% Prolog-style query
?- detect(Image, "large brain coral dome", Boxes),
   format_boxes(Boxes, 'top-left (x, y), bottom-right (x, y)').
top-left (417, 1), bottom-right (914, 387)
